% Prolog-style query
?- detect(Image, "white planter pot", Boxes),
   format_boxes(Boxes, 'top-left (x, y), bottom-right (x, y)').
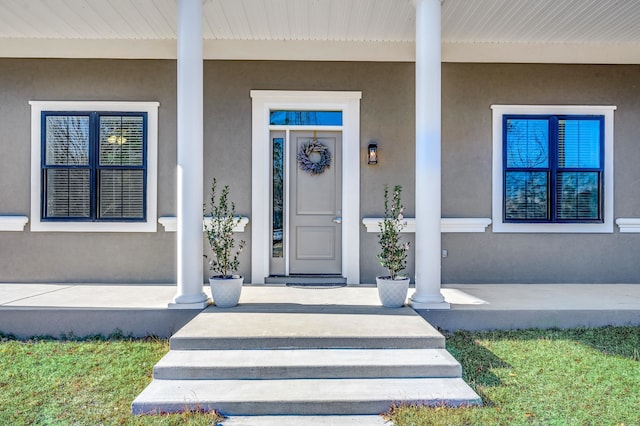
top-left (376, 276), bottom-right (410, 308)
top-left (209, 275), bottom-right (243, 307)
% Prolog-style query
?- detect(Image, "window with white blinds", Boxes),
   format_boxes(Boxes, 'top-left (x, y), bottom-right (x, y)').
top-left (42, 112), bottom-right (147, 222)
top-left (491, 105), bottom-right (615, 233)
top-left (503, 115), bottom-right (604, 224)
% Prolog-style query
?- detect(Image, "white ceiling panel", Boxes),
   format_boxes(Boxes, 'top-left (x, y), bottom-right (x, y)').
top-left (442, 0), bottom-right (640, 44)
top-left (0, 0), bottom-right (640, 62)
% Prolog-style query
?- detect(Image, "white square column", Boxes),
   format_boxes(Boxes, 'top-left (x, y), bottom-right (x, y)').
top-left (170, 0), bottom-right (209, 309)
top-left (410, 0), bottom-right (450, 310)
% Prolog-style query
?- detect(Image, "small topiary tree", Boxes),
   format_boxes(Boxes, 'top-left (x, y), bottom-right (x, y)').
top-left (204, 178), bottom-right (246, 279)
top-left (377, 184), bottom-right (409, 280)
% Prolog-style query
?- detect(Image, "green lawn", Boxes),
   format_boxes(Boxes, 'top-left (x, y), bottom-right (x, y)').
top-left (0, 334), bottom-right (222, 425)
top-left (390, 327), bottom-right (640, 426)
top-left (1, 327), bottom-right (638, 425)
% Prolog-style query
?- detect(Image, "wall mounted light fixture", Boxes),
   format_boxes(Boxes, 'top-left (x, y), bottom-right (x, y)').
top-left (367, 143), bottom-right (378, 165)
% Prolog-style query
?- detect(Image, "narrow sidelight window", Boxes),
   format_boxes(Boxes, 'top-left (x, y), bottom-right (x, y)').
top-left (272, 137), bottom-right (284, 258)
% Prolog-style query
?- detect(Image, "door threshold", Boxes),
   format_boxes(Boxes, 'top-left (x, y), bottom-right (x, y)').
top-left (285, 282), bottom-right (347, 289)
top-left (265, 275), bottom-right (347, 285)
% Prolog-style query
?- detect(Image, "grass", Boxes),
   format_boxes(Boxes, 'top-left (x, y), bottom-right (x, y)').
top-left (389, 326), bottom-right (640, 426)
top-left (1, 327), bottom-right (638, 425)
top-left (0, 333), bottom-right (223, 425)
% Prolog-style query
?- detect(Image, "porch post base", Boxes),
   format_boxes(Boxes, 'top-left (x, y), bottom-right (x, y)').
top-left (168, 291), bottom-right (210, 309)
top-left (168, 299), bottom-right (210, 310)
top-left (409, 293), bottom-right (450, 310)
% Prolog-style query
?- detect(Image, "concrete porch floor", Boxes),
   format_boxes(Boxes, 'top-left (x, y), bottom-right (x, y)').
top-left (0, 283), bottom-right (639, 338)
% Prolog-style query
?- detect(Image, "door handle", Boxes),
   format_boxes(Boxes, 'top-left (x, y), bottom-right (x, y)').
top-left (332, 217), bottom-right (342, 224)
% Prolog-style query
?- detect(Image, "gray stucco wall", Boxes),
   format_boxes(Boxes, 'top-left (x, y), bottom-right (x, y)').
top-left (0, 59), bottom-right (639, 284)
top-left (0, 59), bottom-right (178, 283)
top-left (441, 63), bottom-right (640, 283)
top-left (0, 59), bottom-right (416, 283)
top-left (202, 61), bottom-right (417, 283)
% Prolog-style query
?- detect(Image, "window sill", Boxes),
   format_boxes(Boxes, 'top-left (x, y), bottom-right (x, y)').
top-left (0, 215), bottom-right (29, 231)
top-left (158, 216), bottom-right (249, 233)
top-left (30, 220), bottom-right (157, 233)
top-left (362, 218), bottom-right (492, 233)
top-left (616, 218), bottom-right (640, 233)
top-left (492, 222), bottom-right (613, 233)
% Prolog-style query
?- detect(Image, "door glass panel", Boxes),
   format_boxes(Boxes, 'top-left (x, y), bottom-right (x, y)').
top-left (272, 137), bottom-right (284, 258)
top-left (270, 111), bottom-right (342, 126)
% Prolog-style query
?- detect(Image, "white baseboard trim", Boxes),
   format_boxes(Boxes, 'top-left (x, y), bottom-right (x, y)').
top-left (616, 218), bottom-right (640, 233)
top-left (159, 216), bottom-right (249, 233)
top-left (0, 215), bottom-right (29, 231)
top-left (362, 217), bottom-right (492, 233)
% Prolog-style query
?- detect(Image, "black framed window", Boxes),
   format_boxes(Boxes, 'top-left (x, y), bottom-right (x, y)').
top-left (503, 115), bottom-right (604, 223)
top-left (42, 111), bottom-right (147, 221)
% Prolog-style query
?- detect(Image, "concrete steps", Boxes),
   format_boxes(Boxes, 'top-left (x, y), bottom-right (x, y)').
top-left (132, 378), bottom-right (480, 416)
top-left (221, 415), bottom-right (388, 425)
top-left (153, 348), bottom-right (462, 380)
top-left (169, 334), bottom-right (444, 350)
top-left (132, 302), bottom-right (482, 416)
top-left (167, 305), bottom-right (446, 350)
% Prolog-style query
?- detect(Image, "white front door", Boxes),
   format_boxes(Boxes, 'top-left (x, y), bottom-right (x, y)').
top-left (289, 131), bottom-right (342, 274)
top-left (269, 130), bottom-right (342, 275)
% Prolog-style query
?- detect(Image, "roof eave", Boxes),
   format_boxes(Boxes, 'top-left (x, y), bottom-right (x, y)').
top-left (2, 38), bottom-right (640, 64)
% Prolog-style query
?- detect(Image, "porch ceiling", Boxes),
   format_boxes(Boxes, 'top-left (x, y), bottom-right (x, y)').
top-left (1, 0), bottom-right (640, 63)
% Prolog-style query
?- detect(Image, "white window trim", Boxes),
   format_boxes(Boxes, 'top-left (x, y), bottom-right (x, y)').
top-left (29, 101), bottom-right (159, 232)
top-left (491, 105), bottom-right (616, 233)
top-left (250, 90), bottom-right (361, 284)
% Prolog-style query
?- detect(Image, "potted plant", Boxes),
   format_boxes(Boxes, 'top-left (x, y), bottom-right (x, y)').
top-left (376, 184), bottom-right (410, 307)
top-left (204, 178), bottom-right (246, 307)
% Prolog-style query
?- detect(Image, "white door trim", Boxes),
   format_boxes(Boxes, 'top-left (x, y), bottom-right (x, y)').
top-left (251, 90), bottom-right (361, 284)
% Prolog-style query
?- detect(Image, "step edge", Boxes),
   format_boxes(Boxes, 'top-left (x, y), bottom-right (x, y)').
top-left (155, 348), bottom-right (458, 364)
top-left (132, 378), bottom-right (482, 415)
top-left (169, 337), bottom-right (446, 350)
top-left (153, 365), bottom-right (463, 380)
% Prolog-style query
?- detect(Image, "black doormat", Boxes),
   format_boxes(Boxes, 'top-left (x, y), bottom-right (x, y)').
top-left (285, 282), bottom-right (347, 289)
